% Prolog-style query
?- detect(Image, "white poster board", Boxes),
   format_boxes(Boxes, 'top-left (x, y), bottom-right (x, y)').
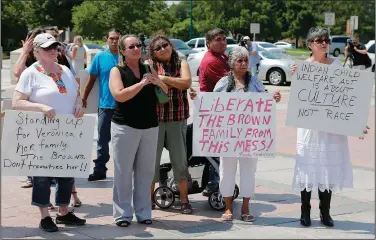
top-left (285, 60), bottom-right (374, 137)
top-left (193, 92), bottom-right (276, 158)
top-left (1, 110), bottom-right (95, 178)
top-left (79, 69), bottom-right (99, 114)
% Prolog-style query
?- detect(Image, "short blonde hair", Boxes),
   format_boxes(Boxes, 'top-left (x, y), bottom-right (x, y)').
top-left (74, 36), bottom-right (84, 47)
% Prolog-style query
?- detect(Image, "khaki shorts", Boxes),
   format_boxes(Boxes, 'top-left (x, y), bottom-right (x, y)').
top-left (153, 120), bottom-right (189, 182)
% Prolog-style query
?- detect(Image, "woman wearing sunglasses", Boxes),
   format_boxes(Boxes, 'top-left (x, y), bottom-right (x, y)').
top-left (12, 33), bottom-right (86, 232)
top-left (290, 27), bottom-right (370, 227)
top-left (147, 36), bottom-right (193, 214)
top-left (109, 35), bottom-right (168, 227)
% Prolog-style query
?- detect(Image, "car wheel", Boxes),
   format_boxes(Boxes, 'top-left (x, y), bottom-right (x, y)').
top-left (333, 49), bottom-right (340, 57)
top-left (267, 68), bottom-right (285, 86)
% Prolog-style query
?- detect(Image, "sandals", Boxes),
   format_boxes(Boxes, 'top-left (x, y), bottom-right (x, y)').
top-left (48, 203), bottom-right (55, 210)
top-left (116, 220), bottom-right (130, 227)
top-left (241, 213), bottom-right (255, 222)
top-left (139, 219), bottom-right (152, 225)
top-left (221, 213), bottom-right (233, 221)
top-left (21, 181), bottom-right (33, 188)
top-left (71, 191), bottom-right (82, 207)
top-left (181, 202), bottom-right (193, 214)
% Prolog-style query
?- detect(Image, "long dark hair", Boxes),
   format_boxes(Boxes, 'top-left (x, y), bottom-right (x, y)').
top-left (149, 35), bottom-right (180, 70)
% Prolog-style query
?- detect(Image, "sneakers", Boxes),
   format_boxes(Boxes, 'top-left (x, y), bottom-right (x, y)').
top-left (40, 216), bottom-right (58, 232)
top-left (56, 211), bottom-right (86, 225)
top-left (202, 182), bottom-right (218, 197)
top-left (88, 173), bottom-right (106, 181)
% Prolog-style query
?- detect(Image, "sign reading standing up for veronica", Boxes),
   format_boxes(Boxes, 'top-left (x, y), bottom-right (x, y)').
top-left (286, 60), bottom-right (374, 137)
top-left (1, 110), bottom-right (95, 178)
top-left (193, 92), bottom-right (276, 158)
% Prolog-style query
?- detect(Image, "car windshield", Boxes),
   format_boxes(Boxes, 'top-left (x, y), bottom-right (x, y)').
top-left (170, 39), bottom-right (191, 50)
top-left (258, 43), bottom-right (276, 48)
top-left (225, 46), bottom-right (234, 54)
top-left (260, 51), bottom-right (281, 59)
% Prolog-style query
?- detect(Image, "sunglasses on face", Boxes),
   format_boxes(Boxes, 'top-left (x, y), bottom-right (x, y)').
top-left (313, 38), bottom-right (331, 44)
top-left (154, 43), bottom-right (169, 52)
top-left (127, 43), bottom-right (142, 50)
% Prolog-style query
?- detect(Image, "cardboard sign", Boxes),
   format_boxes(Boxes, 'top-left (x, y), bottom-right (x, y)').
top-left (286, 60), bottom-right (374, 137)
top-left (1, 110), bottom-right (95, 178)
top-left (193, 92), bottom-right (276, 158)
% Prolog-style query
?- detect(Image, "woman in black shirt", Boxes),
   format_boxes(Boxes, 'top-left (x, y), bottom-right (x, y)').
top-left (109, 34), bottom-right (168, 227)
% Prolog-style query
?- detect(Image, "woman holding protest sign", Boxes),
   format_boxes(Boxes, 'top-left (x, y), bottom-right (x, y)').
top-left (109, 35), bottom-right (168, 227)
top-left (12, 33), bottom-right (86, 232)
top-left (290, 27), bottom-right (370, 228)
top-left (214, 46), bottom-right (281, 222)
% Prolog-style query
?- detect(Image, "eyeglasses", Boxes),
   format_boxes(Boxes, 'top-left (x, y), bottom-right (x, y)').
top-left (313, 38), bottom-right (331, 44)
top-left (127, 43), bottom-right (142, 50)
top-left (154, 43), bottom-right (169, 52)
top-left (236, 59), bottom-right (248, 64)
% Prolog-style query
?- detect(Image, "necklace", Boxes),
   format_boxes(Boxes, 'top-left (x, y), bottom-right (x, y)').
top-left (34, 63), bottom-right (67, 94)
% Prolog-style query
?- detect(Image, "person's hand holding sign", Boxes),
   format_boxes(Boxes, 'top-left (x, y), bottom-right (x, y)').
top-left (359, 126), bottom-right (370, 140)
top-left (189, 87), bottom-right (197, 100)
top-left (290, 63), bottom-right (297, 75)
top-left (273, 91), bottom-right (281, 103)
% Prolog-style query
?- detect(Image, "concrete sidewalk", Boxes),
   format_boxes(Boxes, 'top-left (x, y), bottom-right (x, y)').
top-left (1, 59), bottom-right (375, 239)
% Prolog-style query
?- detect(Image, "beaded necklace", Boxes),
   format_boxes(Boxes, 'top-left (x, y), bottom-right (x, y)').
top-left (34, 63), bottom-right (67, 94)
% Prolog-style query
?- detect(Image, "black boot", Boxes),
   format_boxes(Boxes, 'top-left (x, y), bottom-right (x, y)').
top-left (300, 189), bottom-right (311, 227)
top-left (319, 189), bottom-right (334, 227)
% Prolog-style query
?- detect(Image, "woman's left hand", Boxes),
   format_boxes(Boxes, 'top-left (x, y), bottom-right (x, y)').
top-left (74, 104), bottom-right (84, 118)
top-left (273, 91), bottom-right (281, 103)
top-left (359, 126), bottom-right (370, 140)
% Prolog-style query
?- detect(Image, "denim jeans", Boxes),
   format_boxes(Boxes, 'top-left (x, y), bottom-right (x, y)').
top-left (93, 108), bottom-right (114, 175)
top-left (32, 177), bottom-right (74, 207)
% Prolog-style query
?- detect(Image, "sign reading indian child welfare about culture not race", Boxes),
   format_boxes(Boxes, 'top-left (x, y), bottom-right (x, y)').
top-left (286, 60), bottom-right (374, 137)
top-left (1, 110), bottom-right (95, 178)
top-left (193, 92), bottom-right (276, 158)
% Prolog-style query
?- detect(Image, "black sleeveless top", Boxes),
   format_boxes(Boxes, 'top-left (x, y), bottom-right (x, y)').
top-left (111, 63), bottom-right (158, 129)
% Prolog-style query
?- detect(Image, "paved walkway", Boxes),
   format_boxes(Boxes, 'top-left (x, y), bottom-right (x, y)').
top-left (1, 60), bottom-right (375, 239)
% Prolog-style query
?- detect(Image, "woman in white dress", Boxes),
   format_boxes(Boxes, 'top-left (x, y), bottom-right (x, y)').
top-left (291, 27), bottom-right (370, 227)
top-left (71, 36), bottom-right (86, 80)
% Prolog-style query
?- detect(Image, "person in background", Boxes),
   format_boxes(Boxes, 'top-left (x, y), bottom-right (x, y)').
top-left (71, 35), bottom-right (87, 82)
top-left (109, 35), bottom-right (168, 227)
top-left (243, 36), bottom-right (260, 76)
top-left (82, 28), bottom-right (121, 181)
top-left (148, 35), bottom-right (193, 214)
top-left (344, 34), bottom-right (368, 70)
top-left (214, 46), bottom-right (280, 222)
top-left (291, 27), bottom-right (370, 227)
top-left (12, 33), bottom-right (86, 232)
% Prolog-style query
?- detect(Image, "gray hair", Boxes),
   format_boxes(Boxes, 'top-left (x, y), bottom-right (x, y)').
top-left (228, 46), bottom-right (249, 69)
top-left (306, 27), bottom-right (329, 49)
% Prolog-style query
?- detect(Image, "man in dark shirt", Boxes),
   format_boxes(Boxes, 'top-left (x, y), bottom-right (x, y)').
top-left (190, 28), bottom-right (230, 196)
top-left (345, 34), bottom-right (368, 70)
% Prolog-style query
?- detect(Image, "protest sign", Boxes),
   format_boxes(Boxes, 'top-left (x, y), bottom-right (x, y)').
top-left (286, 60), bottom-right (374, 137)
top-left (192, 92), bottom-right (276, 158)
top-left (1, 110), bottom-right (95, 178)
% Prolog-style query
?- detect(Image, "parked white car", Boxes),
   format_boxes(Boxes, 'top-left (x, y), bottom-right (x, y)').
top-left (258, 51), bottom-right (295, 86)
top-left (329, 35), bottom-right (350, 57)
top-left (255, 42), bottom-right (287, 58)
top-left (273, 41), bottom-right (294, 49)
top-left (186, 37), bottom-right (238, 52)
top-left (187, 46), bottom-right (235, 77)
top-left (366, 40), bottom-right (375, 72)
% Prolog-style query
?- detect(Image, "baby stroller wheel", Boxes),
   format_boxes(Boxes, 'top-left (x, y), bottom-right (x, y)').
top-left (208, 191), bottom-right (225, 211)
top-left (153, 186), bottom-right (175, 209)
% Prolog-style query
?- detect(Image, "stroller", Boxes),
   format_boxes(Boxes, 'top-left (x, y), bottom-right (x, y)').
top-left (152, 123), bottom-right (239, 211)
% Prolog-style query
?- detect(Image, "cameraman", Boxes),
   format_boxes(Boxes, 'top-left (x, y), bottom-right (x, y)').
top-left (243, 36), bottom-right (260, 76)
top-left (345, 34), bottom-right (368, 69)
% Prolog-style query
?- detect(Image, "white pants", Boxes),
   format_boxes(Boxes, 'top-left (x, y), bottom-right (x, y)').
top-left (219, 157), bottom-right (258, 198)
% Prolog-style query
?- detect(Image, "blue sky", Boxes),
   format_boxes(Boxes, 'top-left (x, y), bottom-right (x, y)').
top-left (166, 1), bottom-right (180, 6)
